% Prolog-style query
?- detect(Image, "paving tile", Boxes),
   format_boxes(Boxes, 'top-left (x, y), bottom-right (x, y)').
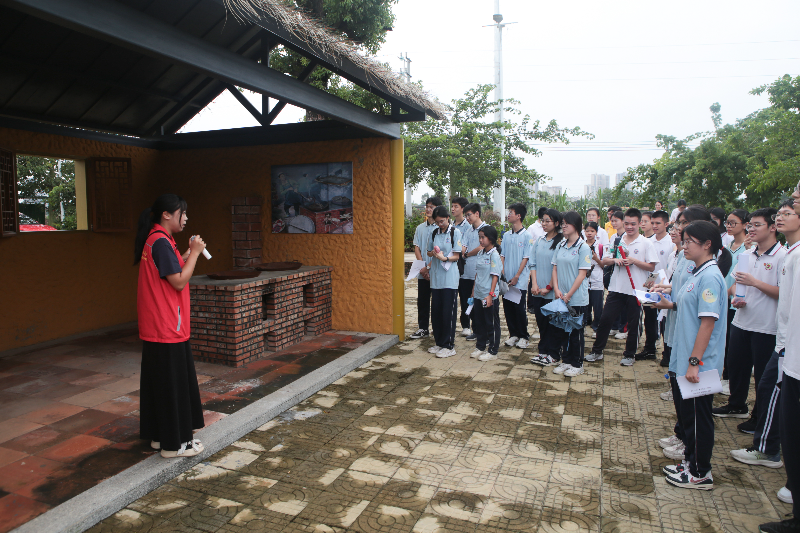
top-left (0, 418), bottom-right (43, 444)
top-left (0, 456), bottom-right (64, 493)
top-left (48, 408), bottom-right (119, 434)
top-left (350, 501), bottom-right (422, 533)
top-left (93, 395), bottom-right (140, 416)
top-left (61, 388), bottom-right (123, 408)
top-left (0, 493), bottom-right (51, 533)
top-left (36, 434), bottom-right (112, 463)
top-left (2, 427), bottom-right (74, 455)
top-left (19, 403), bottom-right (85, 425)
top-left (88, 416), bottom-right (141, 442)
top-left (0, 447), bottom-right (29, 469)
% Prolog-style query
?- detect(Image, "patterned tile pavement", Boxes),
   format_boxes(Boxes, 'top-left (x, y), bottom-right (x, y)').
top-left (0, 328), bottom-right (373, 532)
top-left (87, 281), bottom-right (795, 531)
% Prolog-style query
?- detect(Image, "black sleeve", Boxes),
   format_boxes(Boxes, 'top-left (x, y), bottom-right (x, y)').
top-left (717, 248), bottom-right (732, 278)
top-left (151, 239), bottom-right (182, 278)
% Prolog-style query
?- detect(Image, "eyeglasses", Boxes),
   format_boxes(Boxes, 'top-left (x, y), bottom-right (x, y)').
top-left (674, 220), bottom-right (687, 227)
top-left (725, 221), bottom-right (740, 227)
top-left (747, 222), bottom-right (768, 230)
top-left (684, 238), bottom-right (702, 246)
top-left (774, 212), bottom-right (799, 221)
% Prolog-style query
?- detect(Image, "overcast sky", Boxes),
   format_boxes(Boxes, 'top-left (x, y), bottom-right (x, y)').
top-left (183, 0), bottom-right (800, 200)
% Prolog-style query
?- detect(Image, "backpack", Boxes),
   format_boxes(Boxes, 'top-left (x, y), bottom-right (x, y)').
top-left (603, 235), bottom-right (622, 289)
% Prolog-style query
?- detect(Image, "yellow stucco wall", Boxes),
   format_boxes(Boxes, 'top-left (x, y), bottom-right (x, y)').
top-left (0, 127), bottom-right (160, 350)
top-left (157, 137), bottom-right (394, 335)
top-left (0, 130), bottom-right (395, 351)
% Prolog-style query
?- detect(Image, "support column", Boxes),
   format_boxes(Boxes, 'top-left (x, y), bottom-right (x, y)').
top-left (390, 139), bottom-right (406, 340)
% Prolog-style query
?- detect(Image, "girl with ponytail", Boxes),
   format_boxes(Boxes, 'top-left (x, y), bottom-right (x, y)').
top-left (135, 194), bottom-right (207, 459)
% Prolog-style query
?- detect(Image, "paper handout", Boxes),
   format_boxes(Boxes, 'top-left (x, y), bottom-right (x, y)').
top-left (442, 260), bottom-right (452, 272)
top-left (676, 368), bottom-right (723, 399)
top-left (405, 260), bottom-right (426, 281)
top-left (503, 285), bottom-right (522, 304)
top-left (465, 303), bottom-right (473, 316)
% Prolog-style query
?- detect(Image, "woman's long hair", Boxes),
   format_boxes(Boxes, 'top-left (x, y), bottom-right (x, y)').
top-left (480, 225), bottom-right (501, 255)
top-left (545, 209), bottom-right (564, 249)
top-left (134, 194), bottom-right (187, 265)
top-left (709, 207), bottom-right (727, 234)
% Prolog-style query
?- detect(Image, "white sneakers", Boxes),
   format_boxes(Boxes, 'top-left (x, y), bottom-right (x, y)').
top-left (505, 336), bottom-right (519, 346)
top-left (614, 331), bottom-right (628, 339)
top-left (436, 348), bottom-right (456, 358)
top-left (516, 338), bottom-right (529, 349)
top-left (663, 442), bottom-right (686, 460)
top-left (478, 352), bottom-right (498, 361)
top-left (470, 348), bottom-right (484, 358)
top-left (531, 333), bottom-right (541, 339)
top-left (778, 486), bottom-right (793, 504)
top-left (660, 389), bottom-right (673, 401)
top-left (659, 435), bottom-right (681, 449)
top-left (428, 346), bottom-right (442, 354)
top-left (461, 328), bottom-right (472, 337)
top-left (564, 366), bottom-right (585, 377)
top-left (161, 439), bottom-right (204, 458)
top-left (553, 363), bottom-right (572, 374)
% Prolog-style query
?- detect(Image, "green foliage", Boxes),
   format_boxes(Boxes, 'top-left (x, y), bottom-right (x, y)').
top-left (17, 156), bottom-right (76, 230)
top-left (267, 0), bottom-right (396, 114)
top-left (624, 75), bottom-right (800, 211)
top-left (403, 84), bottom-right (592, 204)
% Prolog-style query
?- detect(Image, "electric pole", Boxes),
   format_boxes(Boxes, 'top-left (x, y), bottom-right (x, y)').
top-left (491, 1), bottom-right (506, 219)
top-left (399, 53), bottom-right (413, 216)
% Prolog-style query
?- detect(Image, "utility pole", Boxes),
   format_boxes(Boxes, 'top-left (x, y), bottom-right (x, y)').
top-left (399, 53), bottom-right (413, 216)
top-left (491, 1), bottom-right (506, 219)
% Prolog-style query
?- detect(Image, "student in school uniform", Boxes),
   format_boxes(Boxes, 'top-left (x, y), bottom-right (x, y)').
top-left (711, 207), bottom-right (734, 248)
top-left (729, 200), bottom-right (800, 477)
top-left (714, 208), bottom-right (786, 425)
top-left (501, 203), bottom-right (535, 349)
top-left (461, 203), bottom-right (488, 341)
top-left (641, 211), bottom-right (655, 239)
top-left (527, 206), bottom-right (548, 314)
top-left (583, 207), bottom-right (610, 247)
top-left (759, 183), bottom-right (800, 533)
top-left (722, 209), bottom-right (750, 397)
top-left (529, 209), bottom-right (564, 366)
top-left (450, 197), bottom-right (472, 336)
top-left (604, 205), bottom-right (620, 237)
top-left (653, 221), bottom-right (728, 490)
top-left (426, 206), bottom-right (463, 358)
top-left (470, 225), bottom-right (503, 361)
top-left (636, 210), bottom-right (674, 361)
top-left (583, 222), bottom-right (605, 337)
top-left (550, 211), bottom-right (592, 377)
top-left (410, 197), bottom-right (442, 340)
top-left (586, 208), bottom-right (659, 366)
top-left (134, 194), bottom-right (206, 459)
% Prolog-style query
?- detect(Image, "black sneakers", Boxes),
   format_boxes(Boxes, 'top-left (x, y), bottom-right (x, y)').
top-left (660, 358), bottom-right (670, 367)
top-left (738, 417), bottom-right (757, 434)
top-left (634, 350), bottom-right (657, 361)
top-left (712, 404), bottom-right (749, 418)
top-left (759, 518), bottom-right (800, 533)
top-left (409, 329), bottom-right (429, 339)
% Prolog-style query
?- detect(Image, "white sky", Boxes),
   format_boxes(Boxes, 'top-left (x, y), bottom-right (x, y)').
top-left (182, 0), bottom-right (800, 201)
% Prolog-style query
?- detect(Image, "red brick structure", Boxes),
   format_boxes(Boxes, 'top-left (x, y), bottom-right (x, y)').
top-left (232, 196), bottom-right (262, 268)
top-left (189, 267), bottom-right (332, 366)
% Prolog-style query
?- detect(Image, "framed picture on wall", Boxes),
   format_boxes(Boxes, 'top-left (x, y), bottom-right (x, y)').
top-left (270, 162), bottom-right (353, 234)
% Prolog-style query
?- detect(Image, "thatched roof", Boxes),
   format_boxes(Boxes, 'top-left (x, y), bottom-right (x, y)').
top-left (224, 0), bottom-right (447, 120)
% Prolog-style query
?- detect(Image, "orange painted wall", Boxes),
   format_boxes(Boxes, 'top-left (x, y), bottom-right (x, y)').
top-left (0, 127), bottom-right (160, 350)
top-left (156, 137), bottom-right (393, 334)
top-left (1, 131), bottom-right (393, 352)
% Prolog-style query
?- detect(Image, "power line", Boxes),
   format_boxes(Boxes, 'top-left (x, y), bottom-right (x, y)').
top-left (413, 57), bottom-right (800, 69)
top-left (422, 73), bottom-right (787, 84)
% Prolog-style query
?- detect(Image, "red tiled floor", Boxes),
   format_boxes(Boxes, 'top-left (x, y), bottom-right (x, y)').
top-left (19, 403), bottom-right (85, 425)
top-left (2, 427), bottom-right (75, 455)
top-left (48, 409), bottom-right (119, 434)
top-left (36, 434), bottom-right (112, 463)
top-left (0, 456), bottom-right (64, 493)
top-left (93, 396), bottom-right (140, 416)
top-left (0, 493), bottom-right (51, 533)
top-left (0, 447), bottom-right (28, 468)
top-left (0, 328), bottom-right (360, 529)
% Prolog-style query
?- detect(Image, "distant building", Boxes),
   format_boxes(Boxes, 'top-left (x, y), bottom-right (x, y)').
top-left (541, 185), bottom-right (562, 196)
top-left (584, 173), bottom-right (610, 197)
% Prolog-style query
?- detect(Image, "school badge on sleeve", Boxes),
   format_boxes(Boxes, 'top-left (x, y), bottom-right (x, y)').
top-left (702, 289), bottom-right (717, 303)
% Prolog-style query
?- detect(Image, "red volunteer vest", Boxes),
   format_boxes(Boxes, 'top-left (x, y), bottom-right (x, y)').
top-left (137, 224), bottom-right (191, 343)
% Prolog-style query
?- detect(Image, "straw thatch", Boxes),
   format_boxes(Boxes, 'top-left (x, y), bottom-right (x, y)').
top-left (223, 0), bottom-right (446, 119)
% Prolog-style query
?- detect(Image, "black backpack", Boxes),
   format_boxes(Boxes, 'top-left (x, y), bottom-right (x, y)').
top-left (603, 234), bottom-right (622, 289)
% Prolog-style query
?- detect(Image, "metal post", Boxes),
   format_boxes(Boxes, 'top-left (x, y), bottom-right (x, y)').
top-left (492, 1), bottom-right (506, 218)
top-left (405, 181), bottom-right (412, 217)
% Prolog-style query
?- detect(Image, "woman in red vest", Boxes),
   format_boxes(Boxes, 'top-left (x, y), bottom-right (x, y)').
top-left (134, 194), bottom-right (207, 458)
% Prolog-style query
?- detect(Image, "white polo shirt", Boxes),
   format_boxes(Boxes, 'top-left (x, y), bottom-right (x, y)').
top-left (731, 242), bottom-right (787, 335)
top-left (776, 241), bottom-right (800, 352)
top-left (648, 233), bottom-right (674, 274)
top-left (582, 226), bottom-right (610, 247)
top-left (782, 241), bottom-right (800, 380)
top-left (603, 234), bottom-right (659, 296)
top-left (527, 220), bottom-right (544, 241)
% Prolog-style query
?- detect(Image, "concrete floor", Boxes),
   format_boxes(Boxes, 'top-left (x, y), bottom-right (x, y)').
top-left (87, 280), bottom-right (787, 532)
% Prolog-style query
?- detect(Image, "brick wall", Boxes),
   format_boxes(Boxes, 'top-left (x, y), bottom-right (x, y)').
top-left (190, 267), bottom-right (333, 366)
top-left (232, 196), bottom-right (262, 268)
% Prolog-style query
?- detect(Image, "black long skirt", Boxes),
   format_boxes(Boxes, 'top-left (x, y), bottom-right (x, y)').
top-left (139, 340), bottom-right (205, 451)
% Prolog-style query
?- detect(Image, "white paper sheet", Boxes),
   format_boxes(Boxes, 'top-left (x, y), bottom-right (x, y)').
top-left (465, 303), bottom-right (473, 316)
top-left (503, 285), bottom-right (522, 304)
top-left (778, 356), bottom-right (784, 384)
top-left (734, 253), bottom-right (751, 299)
top-left (676, 368), bottom-right (723, 399)
top-left (405, 260), bottom-right (426, 281)
top-left (442, 260), bottom-right (452, 271)
top-left (657, 269), bottom-right (667, 284)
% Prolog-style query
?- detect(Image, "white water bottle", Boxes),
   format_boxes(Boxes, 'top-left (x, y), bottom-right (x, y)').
top-left (734, 253), bottom-right (749, 300)
top-left (191, 236), bottom-right (212, 260)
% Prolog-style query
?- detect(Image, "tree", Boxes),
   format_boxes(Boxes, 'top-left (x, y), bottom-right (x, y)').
top-left (403, 84), bottom-right (592, 205)
top-left (16, 156), bottom-right (76, 230)
top-left (623, 75), bottom-right (800, 211)
top-left (267, 0), bottom-right (396, 117)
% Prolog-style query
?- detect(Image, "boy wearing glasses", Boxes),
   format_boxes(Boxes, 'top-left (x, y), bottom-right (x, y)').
top-left (460, 203), bottom-right (488, 339)
top-left (714, 208), bottom-right (786, 422)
